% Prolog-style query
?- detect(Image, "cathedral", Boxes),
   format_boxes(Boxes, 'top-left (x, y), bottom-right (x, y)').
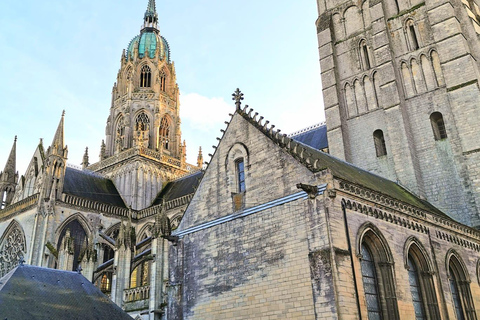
top-left (2, 0), bottom-right (480, 319)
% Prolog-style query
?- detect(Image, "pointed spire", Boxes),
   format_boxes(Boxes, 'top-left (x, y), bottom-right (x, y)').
top-left (50, 111), bottom-right (66, 157)
top-left (197, 147), bottom-right (203, 168)
top-left (143, 0), bottom-right (158, 30)
top-left (81, 147), bottom-right (90, 169)
top-left (146, 0), bottom-right (156, 16)
top-left (100, 140), bottom-right (107, 161)
top-left (1, 136), bottom-right (17, 183)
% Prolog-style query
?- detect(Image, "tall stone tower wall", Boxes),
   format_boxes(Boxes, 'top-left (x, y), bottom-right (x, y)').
top-left (316, 0), bottom-right (480, 226)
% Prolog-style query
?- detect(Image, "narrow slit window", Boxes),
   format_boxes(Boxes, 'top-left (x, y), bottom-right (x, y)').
top-left (359, 40), bottom-right (371, 70)
top-left (373, 130), bottom-right (387, 157)
top-left (236, 158), bottom-right (246, 193)
top-left (160, 73), bottom-right (166, 91)
top-left (406, 20), bottom-right (420, 50)
top-left (430, 112), bottom-right (447, 140)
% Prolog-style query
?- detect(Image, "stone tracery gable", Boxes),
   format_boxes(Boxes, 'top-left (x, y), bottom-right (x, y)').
top-left (0, 221), bottom-right (26, 277)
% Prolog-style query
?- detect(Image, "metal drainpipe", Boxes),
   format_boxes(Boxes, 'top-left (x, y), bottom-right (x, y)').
top-left (341, 198), bottom-right (363, 320)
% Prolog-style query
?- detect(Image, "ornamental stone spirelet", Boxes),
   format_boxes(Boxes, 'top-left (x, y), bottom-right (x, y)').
top-left (232, 88), bottom-right (244, 109)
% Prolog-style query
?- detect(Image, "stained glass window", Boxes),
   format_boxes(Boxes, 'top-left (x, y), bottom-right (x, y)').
top-left (0, 222), bottom-right (26, 277)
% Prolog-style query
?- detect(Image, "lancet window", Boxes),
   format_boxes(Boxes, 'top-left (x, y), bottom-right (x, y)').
top-left (358, 226), bottom-right (400, 320)
top-left (448, 254), bottom-right (477, 320)
top-left (160, 72), bottom-right (166, 91)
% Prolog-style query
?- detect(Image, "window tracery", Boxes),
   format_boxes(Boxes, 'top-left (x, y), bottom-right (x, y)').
top-left (140, 65), bottom-right (152, 87)
top-left (0, 222), bottom-right (26, 277)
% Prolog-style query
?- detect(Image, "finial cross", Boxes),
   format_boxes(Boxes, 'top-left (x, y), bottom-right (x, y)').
top-left (232, 88), bottom-right (244, 109)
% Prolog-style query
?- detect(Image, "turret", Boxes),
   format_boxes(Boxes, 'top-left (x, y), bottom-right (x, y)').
top-left (0, 136), bottom-right (18, 208)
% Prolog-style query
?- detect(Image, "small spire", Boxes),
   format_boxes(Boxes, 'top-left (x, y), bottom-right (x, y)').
top-left (100, 140), bottom-right (107, 161)
top-left (2, 136), bottom-right (17, 182)
top-left (49, 111), bottom-right (67, 157)
top-left (197, 147), bottom-right (203, 168)
top-left (143, 0), bottom-right (158, 30)
top-left (81, 147), bottom-right (89, 169)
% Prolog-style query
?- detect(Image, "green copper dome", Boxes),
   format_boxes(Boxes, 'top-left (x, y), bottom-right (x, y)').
top-left (126, 32), bottom-right (170, 62)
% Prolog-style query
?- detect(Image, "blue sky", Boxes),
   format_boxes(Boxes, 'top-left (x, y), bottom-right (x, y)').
top-left (0, 0), bottom-right (324, 175)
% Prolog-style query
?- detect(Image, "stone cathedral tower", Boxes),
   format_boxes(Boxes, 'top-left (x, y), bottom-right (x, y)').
top-left (316, 0), bottom-right (480, 226)
top-left (88, 0), bottom-right (197, 210)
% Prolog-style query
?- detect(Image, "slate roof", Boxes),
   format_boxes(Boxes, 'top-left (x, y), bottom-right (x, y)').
top-left (290, 123), bottom-right (328, 150)
top-left (236, 106), bottom-right (451, 219)
top-left (63, 167), bottom-right (126, 207)
top-left (0, 264), bottom-right (133, 320)
top-left (152, 171), bottom-right (203, 206)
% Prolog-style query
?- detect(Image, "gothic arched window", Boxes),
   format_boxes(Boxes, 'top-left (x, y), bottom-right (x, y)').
top-left (140, 65), bottom-right (152, 87)
top-left (448, 254), bottom-right (477, 320)
top-left (359, 39), bottom-right (371, 70)
top-left (135, 112), bottom-right (150, 131)
top-left (407, 255), bottom-right (427, 319)
top-left (430, 112), bottom-right (447, 140)
top-left (57, 219), bottom-right (88, 271)
top-left (358, 226), bottom-right (400, 320)
top-left (0, 221), bottom-right (26, 277)
top-left (405, 241), bottom-right (441, 319)
top-left (361, 243), bottom-right (382, 319)
top-left (159, 116), bottom-right (171, 150)
top-left (373, 130), bottom-right (387, 157)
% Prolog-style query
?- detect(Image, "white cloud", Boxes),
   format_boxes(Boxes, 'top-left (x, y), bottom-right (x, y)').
top-left (180, 92), bottom-right (233, 132)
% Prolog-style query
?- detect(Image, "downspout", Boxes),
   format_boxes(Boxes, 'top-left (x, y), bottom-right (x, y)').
top-left (341, 198), bottom-right (363, 320)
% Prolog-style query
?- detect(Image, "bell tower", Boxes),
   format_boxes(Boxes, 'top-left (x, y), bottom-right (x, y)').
top-left (105, 0), bottom-right (181, 159)
top-left (89, 0), bottom-right (198, 210)
top-left (316, 0), bottom-right (480, 226)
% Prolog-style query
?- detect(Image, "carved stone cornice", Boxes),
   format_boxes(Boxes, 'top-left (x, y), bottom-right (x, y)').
top-left (338, 180), bottom-right (427, 219)
top-left (342, 197), bottom-right (430, 235)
